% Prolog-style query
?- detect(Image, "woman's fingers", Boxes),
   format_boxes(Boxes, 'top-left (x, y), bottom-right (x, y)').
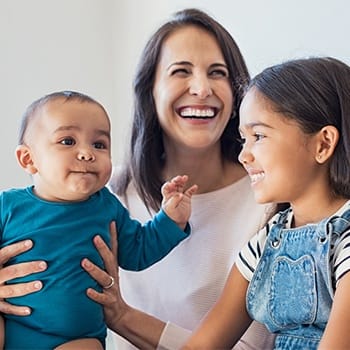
top-left (82, 222), bottom-right (118, 289)
top-left (0, 300), bottom-right (31, 316)
top-left (0, 279), bottom-right (43, 316)
top-left (0, 240), bottom-right (33, 265)
top-left (81, 258), bottom-right (113, 291)
top-left (0, 261), bottom-right (47, 285)
top-left (98, 221), bottom-right (118, 274)
top-left (0, 240), bottom-right (46, 316)
top-left (0, 280), bottom-right (43, 299)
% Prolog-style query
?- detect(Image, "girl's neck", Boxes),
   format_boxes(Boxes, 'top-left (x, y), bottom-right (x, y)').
top-left (162, 147), bottom-right (247, 194)
top-left (291, 194), bottom-right (348, 228)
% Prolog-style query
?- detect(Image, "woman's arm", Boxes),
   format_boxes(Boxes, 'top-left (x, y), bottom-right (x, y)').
top-left (0, 240), bottom-right (46, 316)
top-left (318, 271), bottom-right (350, 349)
top-left (182, 265), bottom-right (252, 349)
top-left (82, 222), bottom-right (166, 349)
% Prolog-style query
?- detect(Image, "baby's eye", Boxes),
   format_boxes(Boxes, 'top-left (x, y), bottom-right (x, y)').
top-left (60, 138), bottom-right (75, 146)
top-left (93, 142), bottom-right (106, 150)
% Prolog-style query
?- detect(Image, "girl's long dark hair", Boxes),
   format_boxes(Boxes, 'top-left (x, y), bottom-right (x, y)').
top-left (249, 57), bottom-right (350, 198)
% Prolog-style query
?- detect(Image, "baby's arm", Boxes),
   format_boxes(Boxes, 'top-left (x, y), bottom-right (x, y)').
top-left (161, 175), bottom-right (198, 230)
top-left (318, 271), bottom-right (350, 349)
top-left (182, 265), bottom-right (252, 349)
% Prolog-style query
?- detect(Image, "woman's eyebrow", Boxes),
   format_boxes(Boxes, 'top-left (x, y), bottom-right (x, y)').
top-left (167, 61), bottom-right (193, 70)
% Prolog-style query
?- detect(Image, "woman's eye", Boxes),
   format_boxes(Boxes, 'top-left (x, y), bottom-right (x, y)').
top-left (60, 138), bottom-right (75, 146)
top-left (93, 142), bottom-right (106, 149)
top-left (210, 69), bottom-right (228, 77)
top-left (171, 68), bottom-right (189, 75)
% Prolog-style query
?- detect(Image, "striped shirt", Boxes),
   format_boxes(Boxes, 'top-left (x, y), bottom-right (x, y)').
top-left (237, 200), bottom-right (350, 289)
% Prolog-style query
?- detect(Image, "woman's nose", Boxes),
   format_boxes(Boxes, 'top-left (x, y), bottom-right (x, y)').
top-left (189, 75), bottom-right (212, 99)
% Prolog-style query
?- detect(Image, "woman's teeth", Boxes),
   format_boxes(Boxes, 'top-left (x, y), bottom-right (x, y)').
top-left (180, 107), bottom-right (215, 118)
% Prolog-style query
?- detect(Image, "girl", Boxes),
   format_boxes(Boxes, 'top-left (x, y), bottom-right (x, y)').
top-left (182, 57), bottom-right (350, 349)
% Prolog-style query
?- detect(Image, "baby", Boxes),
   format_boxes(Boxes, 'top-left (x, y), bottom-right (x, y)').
top-left (0, 90), bottom-right (197, 349)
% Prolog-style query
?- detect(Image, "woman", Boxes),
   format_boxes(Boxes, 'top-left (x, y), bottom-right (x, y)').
top-left (0, 8), bottom-right (274, 350)
top-left (91, 8), bottom-right (275, 349)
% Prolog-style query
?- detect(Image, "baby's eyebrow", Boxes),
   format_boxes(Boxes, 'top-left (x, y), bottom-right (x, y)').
top-left (96, 129), bottom-right (111, 139)
top-left (54, 125), bottom-right (110, 139)
top-left (54, 125), bottom-right (78, 132)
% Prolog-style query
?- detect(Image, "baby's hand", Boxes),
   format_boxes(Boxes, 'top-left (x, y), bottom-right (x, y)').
top-left (161, 175), bottom-right (198, 230)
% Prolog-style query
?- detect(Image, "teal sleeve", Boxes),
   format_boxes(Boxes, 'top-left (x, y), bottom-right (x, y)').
top-left (116, 207), bottom-right (191, 271)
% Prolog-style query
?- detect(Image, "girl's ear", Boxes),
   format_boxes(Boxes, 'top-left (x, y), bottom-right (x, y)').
top-left (15, 145), bottom-right (38, 174)
top-left (315, 125), bottom-right (339, 164)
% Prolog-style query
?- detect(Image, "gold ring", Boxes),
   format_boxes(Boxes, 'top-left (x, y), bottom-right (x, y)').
top-left (103, 275), bottom-right (115, 289)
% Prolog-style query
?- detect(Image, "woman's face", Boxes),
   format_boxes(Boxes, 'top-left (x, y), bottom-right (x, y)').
top-left (153, 25), bottom-right (233, 154)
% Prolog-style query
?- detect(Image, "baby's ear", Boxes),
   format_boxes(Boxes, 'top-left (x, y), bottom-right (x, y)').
top-left (15, 145), bottom-right (38, 174)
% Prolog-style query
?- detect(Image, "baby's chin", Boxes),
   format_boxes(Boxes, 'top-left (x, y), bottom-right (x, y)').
top-left (50, 188), bottom-right (97, 203)
top-left (63, 189), bottom-right (99, 202)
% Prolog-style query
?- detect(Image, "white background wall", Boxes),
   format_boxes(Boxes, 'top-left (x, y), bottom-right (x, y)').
top-left (1, 0), bottom-right (349, 190)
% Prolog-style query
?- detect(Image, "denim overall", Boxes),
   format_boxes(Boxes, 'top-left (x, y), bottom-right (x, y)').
top-left (246, 207), bottom-right (350, 349)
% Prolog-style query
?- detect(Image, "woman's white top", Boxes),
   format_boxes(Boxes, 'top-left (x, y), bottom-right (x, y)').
top-left (106, 170), bottom-right (275, 350)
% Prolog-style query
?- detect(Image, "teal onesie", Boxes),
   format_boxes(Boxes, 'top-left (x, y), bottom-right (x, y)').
top-left (0, 186), bottom-right (190, 349)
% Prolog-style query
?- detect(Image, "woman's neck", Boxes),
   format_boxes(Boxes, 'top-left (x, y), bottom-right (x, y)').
top-left (162, 147), bottom-right (247, 194)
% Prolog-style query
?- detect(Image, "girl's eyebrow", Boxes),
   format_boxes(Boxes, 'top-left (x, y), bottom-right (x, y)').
top-left (241, 121), bottom-right (273, 130)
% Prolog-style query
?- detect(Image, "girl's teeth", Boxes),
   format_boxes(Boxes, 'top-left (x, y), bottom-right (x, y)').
top-left (251, 173), bottom-right (265, 183)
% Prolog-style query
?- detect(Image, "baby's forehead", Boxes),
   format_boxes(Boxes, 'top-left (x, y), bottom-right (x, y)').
top-left (41, 96), bottom-right (101, 111)
top-left (28, 97), bottom-right (110, 134)
top-left (40, 97), bottom-right (109, 121)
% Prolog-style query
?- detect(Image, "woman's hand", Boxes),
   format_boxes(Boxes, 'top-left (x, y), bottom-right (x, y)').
top-left (81, 222), bottom-right (128, 330)
top-left (0, 240), bottom-right (46, 315)
top-left (82, 222), bottom-right (168, 349)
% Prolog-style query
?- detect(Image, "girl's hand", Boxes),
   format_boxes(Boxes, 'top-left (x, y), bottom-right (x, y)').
top-left (0, 240), bottom-right (46, 315)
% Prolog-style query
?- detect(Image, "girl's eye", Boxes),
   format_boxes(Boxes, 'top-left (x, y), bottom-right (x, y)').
top-left (93, 142), bottom-right (106, 150)
top-left (60, 138), bottom-right (75, 146)
top-left (254, 133), bottom-right (265, 141)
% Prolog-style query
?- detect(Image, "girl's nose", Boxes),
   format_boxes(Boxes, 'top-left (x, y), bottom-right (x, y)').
top-left (189, 75), bottom-right (212, 99)
top-left (238, 145), bottom-right (253, 165)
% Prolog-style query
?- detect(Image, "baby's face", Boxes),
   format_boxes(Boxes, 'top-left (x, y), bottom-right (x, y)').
top-left (23, 98), bottom-right (112, 202)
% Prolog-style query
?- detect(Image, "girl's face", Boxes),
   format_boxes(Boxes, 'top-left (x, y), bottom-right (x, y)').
top-left (238, 88), bottom-right (320, 205)
top-left (152, 25), bottom-right (233, 154)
